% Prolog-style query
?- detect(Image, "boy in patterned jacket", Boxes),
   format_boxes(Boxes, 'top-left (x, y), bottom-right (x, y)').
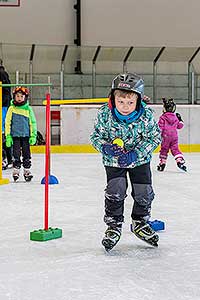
top-left (90, 73), bottom-right (161, 251)
top-left (5, 87), bottom-right (37, 182)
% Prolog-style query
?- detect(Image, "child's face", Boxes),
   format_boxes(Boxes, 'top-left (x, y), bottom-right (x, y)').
top-left (15, 92), bottom-right (25, 103)
top-left (115, 93), bottom-right (138, 115)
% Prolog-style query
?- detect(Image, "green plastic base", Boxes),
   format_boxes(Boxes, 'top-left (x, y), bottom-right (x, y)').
top-left (30, 227), bottom-right (62, 241)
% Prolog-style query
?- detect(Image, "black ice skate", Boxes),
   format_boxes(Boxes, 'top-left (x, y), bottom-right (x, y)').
top-left (13, 168), bottom-right (20, 182)
top-left (2, 160), bottom-right (7, 170)
top-left (177, 162), bottom-right (187, 172)
top-left (102, 226), bottom-right (121, 252)
top-left (131, 220), bottom-right (159, 247)
top-left (157, 163), bottom-right (166, 171)
top-left (23, 169), bottom-right (33, 182)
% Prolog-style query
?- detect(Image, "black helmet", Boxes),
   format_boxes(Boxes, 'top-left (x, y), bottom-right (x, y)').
top-left (111, 73), bottom-right (144, 98)
top-left (163, 98), bottom-right (176, 113)
top-left (109, 73), bottom-right (144, 110)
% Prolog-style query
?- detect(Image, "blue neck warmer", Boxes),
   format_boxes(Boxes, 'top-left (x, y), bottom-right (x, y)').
top-left (113, 106), bottom-right (144, 124)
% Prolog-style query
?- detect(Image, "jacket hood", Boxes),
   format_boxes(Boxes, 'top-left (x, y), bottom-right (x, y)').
top-left (162, 112), bottom-right (178, 125)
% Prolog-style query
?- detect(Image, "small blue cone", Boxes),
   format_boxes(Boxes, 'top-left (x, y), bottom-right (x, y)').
top-left (147, 220), bottom-right (165, 231)
top-left (41, 175), bottom-right (59, 185)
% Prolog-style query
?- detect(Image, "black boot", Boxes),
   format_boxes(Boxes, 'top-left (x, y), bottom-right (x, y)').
top-left (13, 168), bottom-right (20, 182)
top-left (177, 161), bottom-right (187, 172)
top-left (131, 219), bottom-right (159, 247)
top-left (157, 163), bottom-right (166, 171)
top-left (23, 168), bottom-right (33, 182)
top-left (102, 226), bottom-right (121, 252)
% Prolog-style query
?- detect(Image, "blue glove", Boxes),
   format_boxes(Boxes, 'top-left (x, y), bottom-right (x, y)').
top-left (102, 143), bottom-right (124, 157)
top-left (118, 150), bottom-right (137, 167)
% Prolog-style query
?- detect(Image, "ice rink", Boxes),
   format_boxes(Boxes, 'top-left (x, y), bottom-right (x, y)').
top-left (0, 152), bottom-right (200, 300)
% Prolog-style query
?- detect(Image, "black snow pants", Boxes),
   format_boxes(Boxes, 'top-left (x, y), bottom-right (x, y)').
top-left (104, 163), bottom-right (155, 227)
top-left (13, 137), bottom-right (31, 169)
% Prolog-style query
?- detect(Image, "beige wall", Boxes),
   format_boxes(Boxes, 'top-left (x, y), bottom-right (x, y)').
top-left (0, 0), bottom-right (200, 47)
top-left (0, 0), bottom-right (74, 45)
top-left (82, 0), bottom-right (200, 47)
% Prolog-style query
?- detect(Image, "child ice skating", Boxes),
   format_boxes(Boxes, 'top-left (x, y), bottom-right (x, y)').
top-left (157, 98), bottom-right (187, 172)
top-left (90, 73), bottom-right (161, 251)
top-left (5, 87), bottom-right (37, 181)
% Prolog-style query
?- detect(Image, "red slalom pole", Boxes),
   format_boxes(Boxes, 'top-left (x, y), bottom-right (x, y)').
top-left (30, 90), bottom-right (62, 242)
top-left (44, 93), bottom-right (51, 230)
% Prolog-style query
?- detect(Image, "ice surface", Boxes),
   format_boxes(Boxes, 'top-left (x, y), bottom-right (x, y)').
top-left (0, 153), bottom-right (200, 300)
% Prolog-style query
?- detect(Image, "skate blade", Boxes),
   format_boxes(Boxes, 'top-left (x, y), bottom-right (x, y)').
top-left (133, 232), bottom-right (158, 247)
top-left (178, 167), bottom-right (187, 172)
top-left (130, 225), bottom-right (159, 247)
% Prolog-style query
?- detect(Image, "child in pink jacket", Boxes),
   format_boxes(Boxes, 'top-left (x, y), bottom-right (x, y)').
top-left (157, 98), bottom-right (187, 172)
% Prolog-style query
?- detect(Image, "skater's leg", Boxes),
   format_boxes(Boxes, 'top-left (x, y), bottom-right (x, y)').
top-left (129, 163), bottom-right (154, 220)
top-left (21, 137), bottom-right (31, 169)
top-left (129, 163), bottom-right (159, 246)
top-left (21, 137), bottom-right (33, 181)
top-left (12, 137), bottom-right (21, 181)
top-left (171, 139), bottom-right (187, 171)
top-left (157, 137), bottom-right (170, 171)
top-left (12, 137), bottom-right (21, 169)
top-left (102, 167), bottom-right (127, 250)
top-left (2, 134), bottom-right (7, 170)
top-left (5, 146), bottom-right (13, 167)
top-left (104, 166), bottom-right (127, 227)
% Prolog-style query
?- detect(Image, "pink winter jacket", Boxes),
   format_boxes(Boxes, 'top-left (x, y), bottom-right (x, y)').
top-left (158, 112), bottom-right (183, 140)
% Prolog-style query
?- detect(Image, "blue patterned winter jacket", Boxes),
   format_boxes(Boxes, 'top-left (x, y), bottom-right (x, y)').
top-left (90, 103), bottom-right (161, 168)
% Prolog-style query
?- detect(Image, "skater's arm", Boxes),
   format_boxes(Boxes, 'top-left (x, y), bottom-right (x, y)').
top-left (29, 107), bottom-right (37, 138)
top-left (176, 113), bottom-right (184, 129)
top-left (29, 107), bottom-right (37, 145)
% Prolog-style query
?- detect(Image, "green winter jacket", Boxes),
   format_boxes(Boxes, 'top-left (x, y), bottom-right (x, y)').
top-left (5, 100), bottom-right (37, 139)
top-left (90, 103), bottom-right (161, 168)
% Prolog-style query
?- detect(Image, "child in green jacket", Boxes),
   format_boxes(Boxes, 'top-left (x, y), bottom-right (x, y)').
top-left (5, 87), bottom-right (37, 182)
top-left (90, 73), bottom-right (161, 251)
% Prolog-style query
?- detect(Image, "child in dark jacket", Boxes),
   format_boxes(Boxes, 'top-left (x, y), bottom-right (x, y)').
top-left (157, 98), bottom-right (187, 172)
top-left (90, 73), bottom-right (161, 251)
top-left (5, 87), bottom-right (37, 181)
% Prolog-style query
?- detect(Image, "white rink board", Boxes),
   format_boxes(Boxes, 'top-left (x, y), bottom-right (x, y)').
top-left (60, 104), bottom-right (200, 145)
